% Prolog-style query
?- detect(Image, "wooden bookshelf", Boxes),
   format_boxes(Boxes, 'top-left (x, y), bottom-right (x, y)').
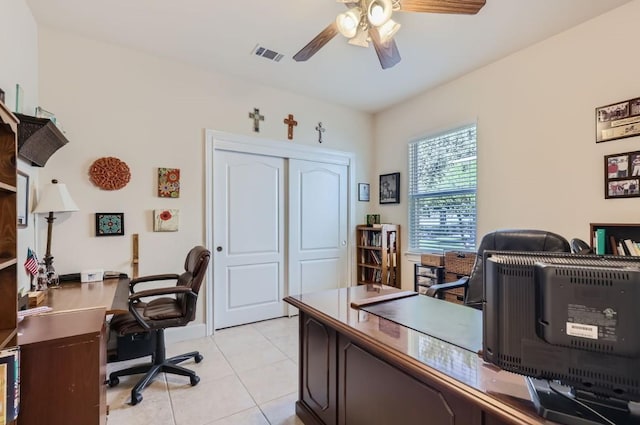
top-left (0, 100), bottom-right (18, 425)
top-left (0, 100), bottom-right (18, 351)
top-left (356, 224), bottom-right (400, 288)
top-left (590, 223), bottom-right (640, 256)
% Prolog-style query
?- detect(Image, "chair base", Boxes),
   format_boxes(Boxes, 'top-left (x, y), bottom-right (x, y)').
top-left (108, 329), bottom-right (203, 405)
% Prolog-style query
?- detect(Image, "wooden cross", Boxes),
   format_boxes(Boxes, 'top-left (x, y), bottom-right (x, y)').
top-left (249, 108), bottom-right (264, 132)
top-left (315, 122), bottom-right (325, 143)
top-left (284, 114), bottom-right (298, 140)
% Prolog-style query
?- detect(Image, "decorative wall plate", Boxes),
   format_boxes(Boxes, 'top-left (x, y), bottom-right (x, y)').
top-left (89, 156), bottom-right (131, 190)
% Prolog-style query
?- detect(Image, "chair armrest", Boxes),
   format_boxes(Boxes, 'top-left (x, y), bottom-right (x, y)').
top-left (425, 277), bottom-right (469, 299)
top-left (129, 285), bottom-right (194, 302)
top-left (129, 273), bottom-right (180, 293)
top-left (128, 286), bottom-right (196, 330)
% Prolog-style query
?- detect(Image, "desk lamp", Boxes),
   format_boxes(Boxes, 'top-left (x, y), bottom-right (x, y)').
top-left (32, 179), bottom-right (79, 271)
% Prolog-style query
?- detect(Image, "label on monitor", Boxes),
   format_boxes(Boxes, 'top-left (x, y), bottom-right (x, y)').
top-left (566, 322), bottom-right (598, 340)
top-left (567, 304), bottom-right (618, 342)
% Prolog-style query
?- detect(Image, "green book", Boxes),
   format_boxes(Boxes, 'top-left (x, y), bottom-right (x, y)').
top-left (596, 228), bottom-right (606, 255)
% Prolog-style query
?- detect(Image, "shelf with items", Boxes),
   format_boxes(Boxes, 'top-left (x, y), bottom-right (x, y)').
top-left (356, 224), bottom-right (401, 288)
top-left (414, 251), bottom-right (476, 304)
top-left (590, 223), bottom-right (640, 256)
top-left (0, 99), bottom-right (19, 354)
top-left (414, 264), bottom-right (445, 295)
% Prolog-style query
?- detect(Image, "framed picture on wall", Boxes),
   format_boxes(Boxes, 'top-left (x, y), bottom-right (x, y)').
top-left (95, 213), bottom-right (125, 236)
top-left (358, 183), bottom-right (370, 202)
top-left (605, 151), bottom-right (640, 198)
top-left (379, 172), bottom-right (400, 204)
top-left (596, 97), bottom-right (640, 143)
top-left (17, 171), bottom-right (28, 228)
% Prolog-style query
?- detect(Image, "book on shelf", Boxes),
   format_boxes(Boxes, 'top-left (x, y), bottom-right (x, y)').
top-left (623, 239), bottom-right (640, 256)
top-left (0, 346), bottom-right (19, 423)
top-left (593, 228), bottom-right (640, 256)
top-left (595, 228), bottom-right (606, 255)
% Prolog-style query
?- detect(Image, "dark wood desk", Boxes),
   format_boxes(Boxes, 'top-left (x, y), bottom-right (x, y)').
top-left (44, 277), bottom-right (130, 314)
top-left (18, 309), bottom-right (107, 425)
top-left (285, 285), bottom-right (555, 425)
top-left (17, 277), bottom-right (129, 425)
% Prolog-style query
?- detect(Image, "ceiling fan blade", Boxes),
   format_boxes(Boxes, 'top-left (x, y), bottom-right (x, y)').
top-left (293, 22), bottom-right (339, 62)
top-left (369, 28), bottom-right (401, 69)
top-left (399, 0), bottom-right (486, 14)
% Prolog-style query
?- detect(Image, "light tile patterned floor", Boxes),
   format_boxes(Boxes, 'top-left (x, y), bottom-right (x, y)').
top-left (106, 317), bottom-right (304, 425)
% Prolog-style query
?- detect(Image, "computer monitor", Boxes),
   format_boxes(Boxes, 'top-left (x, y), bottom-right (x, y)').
top-left (482, 251), bottom-right (640, 425)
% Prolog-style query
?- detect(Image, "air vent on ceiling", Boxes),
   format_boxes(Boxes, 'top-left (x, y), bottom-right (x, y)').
top-left (251, 44), bottom-right (284, 62)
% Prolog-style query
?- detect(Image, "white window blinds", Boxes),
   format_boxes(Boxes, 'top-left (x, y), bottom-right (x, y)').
top-left (408, 124), bottom-right (477, 252)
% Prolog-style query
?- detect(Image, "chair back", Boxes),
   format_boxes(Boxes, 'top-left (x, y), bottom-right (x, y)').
top-left (570, 238), bottom-right (593, 254)
top-left (465, 229), bottom-right (570, 309)
top-left (177, 246), bottom-right (211, 321)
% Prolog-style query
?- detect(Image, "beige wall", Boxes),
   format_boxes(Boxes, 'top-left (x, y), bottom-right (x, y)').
top-left (0, 0), bottom-right (38, 113)
top-left (36, 27), bottom-right (374, 323)
top-left (8, 0), bottom-right (639, 306)
top-left (374, 0), bottom-right (640, 290)
top-left (1, 0), bottom-right (40, 294)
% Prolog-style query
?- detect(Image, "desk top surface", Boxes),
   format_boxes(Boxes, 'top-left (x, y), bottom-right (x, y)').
top-left (18, 307), bottom-right (105, 346)
top-left (44, 277), bottom-right (130, 314)
top-left (285, 285), bottom-right (551, 425)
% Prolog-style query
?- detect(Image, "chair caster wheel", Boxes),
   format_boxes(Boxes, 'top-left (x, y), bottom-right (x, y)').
top-left (190, 375), bottom-right (200, 386)
top-left (195, 354), bottom-right (204, 363)
top-left (108, 377), bottom-right (119, 387)
top-left (131, 393), bottom-right (143, 405)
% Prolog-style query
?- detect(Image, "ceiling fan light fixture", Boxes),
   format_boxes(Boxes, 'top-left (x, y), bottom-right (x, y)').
top-left (336, 7), bottom-right (361, 38)
top-left (377, 18), bottom-right (401, 44)
top-left (367, 0), bottom-right (393, 27)
top-left (348, 28), bottom-right (370, 47)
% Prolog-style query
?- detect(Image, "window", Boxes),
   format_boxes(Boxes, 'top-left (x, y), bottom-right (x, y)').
top-left (408, 124), bottom-right (477, 252)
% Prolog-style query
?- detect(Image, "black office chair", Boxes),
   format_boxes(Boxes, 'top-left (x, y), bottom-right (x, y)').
top-left (570, 238), bottom-right (593, 254)
top-left (108, 245), bottom-right (211, 405)
top-left (426, 229), bottom-right (570, 309)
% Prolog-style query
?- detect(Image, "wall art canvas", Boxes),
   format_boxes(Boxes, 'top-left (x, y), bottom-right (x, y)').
top-left (95, 213), bottom-right (124, 236)
top-left (158, 168), bottom-right (180, 198)
top-left (154, 209), bottom-right (179, 232)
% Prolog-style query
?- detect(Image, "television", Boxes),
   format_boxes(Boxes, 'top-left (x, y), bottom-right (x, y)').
top-left (482, 251), bottom-right (640, 425)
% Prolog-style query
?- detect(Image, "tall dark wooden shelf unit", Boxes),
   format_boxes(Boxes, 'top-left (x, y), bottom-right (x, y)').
top-left (0, 100), bottom-right (18, 350)
top-left (0, 100), bottom-right (19, 425)
top-left (356, 224), bottom-right (400, 288)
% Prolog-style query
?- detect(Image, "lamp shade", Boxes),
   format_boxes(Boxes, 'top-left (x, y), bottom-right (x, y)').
top-left (367, 0), bottom-right (393, 27)
top-left (33, 179), bottom-right (79, 213)
top-left (336, 7), bottom-right (361, 38)
top-left (377, 19), bottom-right (401, 44)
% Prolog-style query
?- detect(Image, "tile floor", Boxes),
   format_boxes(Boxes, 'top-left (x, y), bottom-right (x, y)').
top-left (106, 317), bottom-right (304, 425)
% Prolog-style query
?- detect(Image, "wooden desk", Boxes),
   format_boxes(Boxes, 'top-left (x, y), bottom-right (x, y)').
top-left (284, 285), bottom-right (555, 425)
top-left (18, 308), bottom-right (107, 425)
top-left (17, 278), bottom-right (129, 425)
top-left (44, 277), bottom-right (130, 314)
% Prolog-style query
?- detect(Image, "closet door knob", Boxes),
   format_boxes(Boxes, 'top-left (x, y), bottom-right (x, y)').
top-left (216, 246), bottom-right (223, 252)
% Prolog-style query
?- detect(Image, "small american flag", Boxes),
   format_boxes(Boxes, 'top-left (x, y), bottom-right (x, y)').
top-left (24, 248), bottom-right (39, 276)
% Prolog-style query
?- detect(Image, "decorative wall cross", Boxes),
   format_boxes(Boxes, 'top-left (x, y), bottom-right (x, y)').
top-left (315, 122), bottom-right (325, 143)
top-left (284, 114), bottom-right (298, 140)
top-left (249, 108), bottom-right (265, 132)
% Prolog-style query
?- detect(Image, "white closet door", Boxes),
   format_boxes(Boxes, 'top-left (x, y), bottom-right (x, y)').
top-left (288, 159), bottom-right (348, 300)
top-left (213, 150), bottom-right (286, 329)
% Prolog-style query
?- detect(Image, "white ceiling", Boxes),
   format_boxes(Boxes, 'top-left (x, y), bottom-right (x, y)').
top-left (25, 0), bottom-right (631, 113)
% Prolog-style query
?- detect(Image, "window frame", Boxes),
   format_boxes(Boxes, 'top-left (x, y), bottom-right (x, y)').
top-left (408, 124), bottom-right (478, 253)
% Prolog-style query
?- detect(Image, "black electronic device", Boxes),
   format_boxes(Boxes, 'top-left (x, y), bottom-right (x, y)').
top-left (482, 251), bottom-right (640, 425)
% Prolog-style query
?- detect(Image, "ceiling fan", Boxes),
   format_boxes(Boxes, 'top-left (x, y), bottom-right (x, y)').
top-left (293, 0), bottom-right (486, 69)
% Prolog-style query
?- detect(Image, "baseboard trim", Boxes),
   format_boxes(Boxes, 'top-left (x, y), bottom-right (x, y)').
top-left (165, 323), bottom-right (207, 344)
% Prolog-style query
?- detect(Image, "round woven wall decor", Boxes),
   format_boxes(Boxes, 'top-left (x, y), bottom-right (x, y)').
top-left (89, 157), bottom-right (131, 190)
